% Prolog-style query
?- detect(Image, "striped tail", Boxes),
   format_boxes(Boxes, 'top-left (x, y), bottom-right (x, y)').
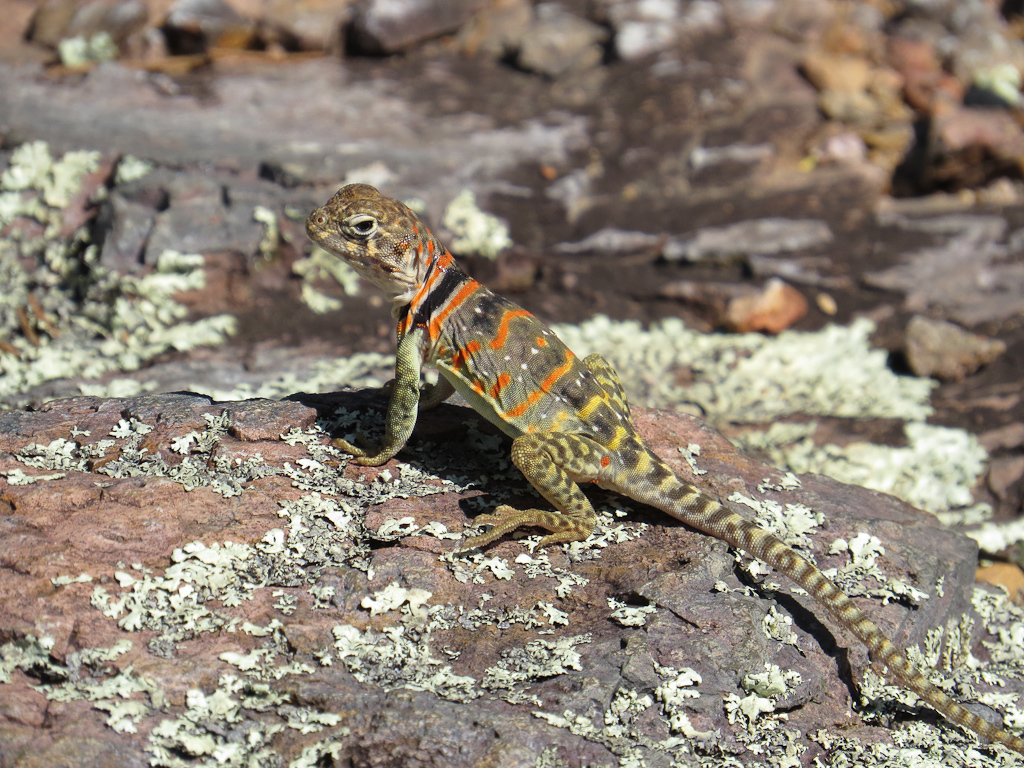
top-left (654, 469), bottom-right (1024, 754)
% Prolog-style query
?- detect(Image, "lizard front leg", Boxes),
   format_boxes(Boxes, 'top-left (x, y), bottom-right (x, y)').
top-left (336, 328), bottom-right (426, 466)
top-left (462, 432), bottom-right (609, 549)
top-left (376, 375), bottom-right (455, 412)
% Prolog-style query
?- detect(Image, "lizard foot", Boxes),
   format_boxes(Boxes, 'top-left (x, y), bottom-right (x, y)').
top-left (332, 436), bottom-right (392, 466)
top-left (461, 505), bottom-right (590, 550)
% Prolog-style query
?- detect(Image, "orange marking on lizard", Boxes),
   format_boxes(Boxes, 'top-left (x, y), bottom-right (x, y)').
top-left (407, 249), bottom-right (446, 316)
top-left (502, 389), bottom-right (544, 419)
top-left (489, 372), bottom-right (512, 399)
top-left (490, 309), bottom-right (532, 350)
top-left (539, 351), bottom-right (575, 393)
top-left (427, 279), bottom-right (481, 340)
top-left (450, 340), bottom-right (481, 371)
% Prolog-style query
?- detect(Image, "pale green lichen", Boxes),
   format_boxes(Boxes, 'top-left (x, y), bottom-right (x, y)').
top-left (114, 155), bottom-right (154, 186)
top-left (442, 189), bottom-right (512, 259)
top-left (361, 583), bottom-right (433, 618)
top-left (195, 352), bottom-right (392, 402)
top-left (3, 284), bottom-right (1020, 767)
top-left (771, 422), bottom-right (987, 515)
top-left (0, 635), bottom-right (160, 734)
top-left (1, 141), bottom-right (99, 208)
top-left (531, 661), bottom-right (729, 766)
top-left (975, 63), bottom-right (1022, 107)
top-left (0, 468), bottom-right (66, 484)
top-left (482, 634), bottom-right (590, 704)
top-left (293, 244), bottom-right (362, 314)
top-left (608, 597), bottom-right (657, 627)
top-left (733, 418), bottom-right (997, 546)
top-left (252, 204), bottom-right (280, 260)
top-left (4, 410), bottom-right (473, 764)
top-left (147, 677), bottom-right (287, 767)
top-left (552, 316), bottom-right (935, 424)
top-left (724, 663), bottom-right (802, 731)
top-left (57, 32), bottom-right (118, 67)
top-left (824, 532), bottom-right (930, 606)
top-left (966, 516), bottom-right (1024, 553)
top-left (0, 142), bottom-right (235, 406)
top-left (655, 664), bottom-right (716, 740)
top-left (332, 623), bottom-right (478, 701)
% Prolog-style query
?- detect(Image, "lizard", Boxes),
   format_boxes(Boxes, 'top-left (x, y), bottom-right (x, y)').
top-left (306, 182), bottom-right (1024, 756)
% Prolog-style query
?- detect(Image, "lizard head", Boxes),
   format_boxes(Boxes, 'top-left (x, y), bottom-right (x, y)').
top-left (306, 183), bottom-right (442, 315)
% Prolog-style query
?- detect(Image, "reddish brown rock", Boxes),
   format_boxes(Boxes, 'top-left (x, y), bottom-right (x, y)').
top-left (724, 277), bottom-right (808, 333)
top-left (976, 562), bottom-right (1024, 606)
top-left (0, 391), bottom-right (1012, 766)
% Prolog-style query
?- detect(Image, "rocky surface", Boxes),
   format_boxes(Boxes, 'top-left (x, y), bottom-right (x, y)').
top-left (1, 392), bottom-right (1019, 767)
top-left (2, 0), bottom-right (1024, 764)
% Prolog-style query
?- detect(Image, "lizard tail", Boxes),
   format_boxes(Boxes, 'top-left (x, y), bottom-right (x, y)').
top-left (653, 471), bottom-right (1024, 755)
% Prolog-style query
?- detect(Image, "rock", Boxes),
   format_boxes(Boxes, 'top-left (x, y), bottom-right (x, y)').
top-left (515, 4), bottom-right (607, 79)
top-left (0, 391), bottom-right (1007, 764)
top-left (987, 455), bottom-right (1024, 502)
top-left (905, 315), bottom-right (1007, 381)
top-left (347, 0), bottom-right (485, 55)
top-left (163, 0), bottom-right (258, 53)
top-left (866, 215), bottom-right (1024, 326)
top-left (555, 228), bottom-right (662, 255)
top-left (95, 191), bottom-right (158, 272)
top-left (662, 218), bottom-right (834, 263)
top-left (819, 131), bottom-right (868, 164)
top-left (612, 18), bottom-right (678, 61)
top-left (979, 423), bottom-right (1024, 453)
top-left (976, 562), bottom-right (1024, 605)
top-left (802, 51), bottom-right (872, 94)
top-left (456, 0), bottom-right (533, 59)
top-left (94, 168), bottom-right (282, 266)
top-left (944, 1), bottom-right (1024, 88)
top-left (260, 0), bottom-right (355, 51)
top-left (603, 0), bottom-right (725, 61)
top-left (924, 106), bottom-right (1024, 190)
top-left (660, 278), bottom-right (808, 333)
top-left (26, 0), bottom-right (149, 50)
top-left (724, 277), bottom-right (808, 333)
top-left (817, 88), bottom-right (883, 125)
top-left (0, 59), bottom-right (588, 183)
top-left (689, 142), bottom-right (774, 171)
top-left (544, 168), bottom-right (594, 224)
top-left (886, 34), bottom-right (963, 114)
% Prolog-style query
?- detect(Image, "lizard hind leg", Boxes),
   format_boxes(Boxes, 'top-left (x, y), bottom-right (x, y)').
top-left (461, 432), bottom-right (607, 550)
top-left (418, 376), bottom-right (456, 411)
top-left (582, 353), bottom-right (630, 417)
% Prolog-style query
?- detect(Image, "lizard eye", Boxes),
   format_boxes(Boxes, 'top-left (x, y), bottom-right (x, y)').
top-left (346, 214), bottom-right (378, 237)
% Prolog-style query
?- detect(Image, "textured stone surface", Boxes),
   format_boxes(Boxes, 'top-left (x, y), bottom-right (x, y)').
top-left (905, 315), bottom-right (1007, 381)
top-left (0, 392), bottom-right (1012, 766)
top-left (347, 0), bottom-right (485, 54)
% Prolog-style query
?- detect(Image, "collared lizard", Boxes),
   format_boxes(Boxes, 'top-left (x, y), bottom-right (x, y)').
top-left (306, 183), bottom-right (1024, 755)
